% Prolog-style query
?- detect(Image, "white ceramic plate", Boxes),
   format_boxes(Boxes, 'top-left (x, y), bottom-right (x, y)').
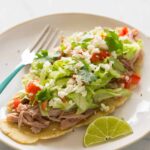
top-left (0, 13), bottom-right (150, 150)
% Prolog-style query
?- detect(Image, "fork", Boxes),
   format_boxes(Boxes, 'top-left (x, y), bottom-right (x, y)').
top-left (0, 25), bottom-right (61, 94)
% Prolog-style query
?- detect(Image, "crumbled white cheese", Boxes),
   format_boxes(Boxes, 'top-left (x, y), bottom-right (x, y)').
top-left (111, 51), bottom-right (117, 59)
top-left (72, 32), bottom-right (83, 42)
top-left (58, 84), bottom-right (74, 98)
top-left (100, 61), bottom-right (114, 71)
top-left (45, 83), bottom-right (49, 87)
top-left (92, 36), bottom-right (102, 47)
top-left (49, 97), bottom-right (62, 107)
top-left (109, 61), bottom-right (114, 66)
top-left (99, 40), bottom-right (108, 50)
top-left (64, 45), bottom-right (71, 53)
top-left (43, 61), bottom-right (51, 67)
top-left (91, 35), bottom-right (108, 50)
top-left (68, 100), bottom-right (74, 105)
top-left (87, 44), bottom-right (95, 51)
top-left (58, 91), bottom-right (66, 98)
top-left (72, 52), bottom-right (84, 58)
top-left (125, 75), bottom-right (130, 81)
top-left (90, 64), bottom-right (97, 71)
top-left (92, 48), bottom-right (100, 53)
top-left (100, 64), bottom-right (111, 71)
top-left (58, 74), bottom-right (87, 98)
top-left (67, 78), bottom-right (76, 85)
top-left (74, 46), bottom-right (82, 51)
top-left (74, 61), bottom-right (84, 69)
top-left (91, 26), bottom-right (102, 34)
top-left (73, 75), bottom-right (83, 86)
top-left (82, 51), bottom-right (91, 62)
top-left (75, 85), bottom-right (87, 97)
top-left (100, 103), bottom-right (110, 112)
top-left (65, 84), bottom-right (75, 93)
top-left (53, 97), bottom-right (62, 102)
top-left (82, 33), bottom-right (94, 41)
top-left (119, 35), bottom-right (128, 41)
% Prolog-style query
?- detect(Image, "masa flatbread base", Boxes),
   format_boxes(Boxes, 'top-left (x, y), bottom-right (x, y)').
top-left (0, 96), bottom-right (128, 144)
top-left (0, 51), bottom-right (143, 144)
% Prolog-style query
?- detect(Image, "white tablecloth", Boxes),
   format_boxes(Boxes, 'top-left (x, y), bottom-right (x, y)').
top-left (0, 0), bottom-right (149, 149)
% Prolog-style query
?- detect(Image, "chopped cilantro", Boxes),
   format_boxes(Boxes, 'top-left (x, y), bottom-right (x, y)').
top-left (71, 38), bottom-right (93, 49)
top-left (60, 43), bottom-right (66, 51)
top-left (36, 88), bottom-right (52, 102)
top-left (105, 30), bottom-right (123, 52)
top-left (35, 50), bottom-right (48, 59)
top-left (35, 50), bottom-right (61, 63)
top-left (71, 42), bottom-right (78, 49)
top-left (82, 38), bottom-right (93, 42)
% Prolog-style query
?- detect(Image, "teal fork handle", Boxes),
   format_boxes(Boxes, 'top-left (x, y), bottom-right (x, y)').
top-left (0, 63), bottom-right (25, 94)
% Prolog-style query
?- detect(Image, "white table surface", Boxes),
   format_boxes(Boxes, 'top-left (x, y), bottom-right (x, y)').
top-left (0, 0), bottom-right (149, 149)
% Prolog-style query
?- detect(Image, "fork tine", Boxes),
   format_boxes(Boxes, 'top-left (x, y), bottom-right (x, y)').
top-left (30, 24), bottom-right (50, 51)
top-left (43, 28), bottom-right (60, 50)
top-left (52, 31), bottom-right (63, 48)
top-left (33, 26), bottom-right (54, 53)
top-left (48, 30), bottom-right (61, 50)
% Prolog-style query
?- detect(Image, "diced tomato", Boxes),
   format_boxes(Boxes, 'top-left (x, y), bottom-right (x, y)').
top-left (124, 74), bottom-right (141, 88)
top-left (13, 97), bottom-right (21, 109)
top-left (130, 74), bottom-right (141, 84)
top-left (100, 50), bottom-right (110, 59)
top-left (25, 81), bottom-right (41, 95)
top-left (119, 27), bottom-right (128, 36)
top-left (90, 50), bottom-right (110, 63)
top-left (124, 81), bottom-right (130, 89)
top-left (41, 101), bottom-right (48, 110)
top-left (28, 94), bottom-right (35, 101)
top-left (90, 52), bottom-right (101, 63)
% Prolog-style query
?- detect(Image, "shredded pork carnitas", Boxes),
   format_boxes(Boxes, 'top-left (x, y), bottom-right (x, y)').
top-left (7, 103), bottom-right (94, 133)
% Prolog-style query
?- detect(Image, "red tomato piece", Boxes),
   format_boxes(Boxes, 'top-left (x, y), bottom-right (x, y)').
top-left (13, 97), bottom-right (21, 109)
top-left (119, 27), bottom-right (128, 36)
top-left (90, 52), bottom-right (101, 63)
top-left (130, 74), bottom-right (141, 84)
top-left (124, 74), bottom-right (140, 88)
top-left (99, 50), bottom-right (110, 59)
top-left (124, 81), bottom-right (130, 89)
top-left (41, 101), bottom-right (48, 110)
top-left (90, 50), bottom-right (110, 63)
top-left (26, 81), bottom-right (41, 95)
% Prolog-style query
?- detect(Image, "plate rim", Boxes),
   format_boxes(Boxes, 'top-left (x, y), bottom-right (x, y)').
top-left (0, 12), bottom-right (149, 150)
top-left (0, 12), bottom-right (149, 38)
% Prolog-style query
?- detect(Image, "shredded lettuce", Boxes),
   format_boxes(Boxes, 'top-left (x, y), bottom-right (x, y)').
top-left (68, 93), bottom-right (98, 114)
top-left (90, 74), bottom-right (113, 90)
top-left (71, 38), bottom-right (93, 49)
top-left (49, 97), bottom-right (75, 111)
top-left (94, 88), bottom-right (131, 102)
top-left (123, 43), bottom-right (140, 60)
top-left (110, 57), bottom-right (126, 73)
top-left (22, 26), bottom-right (142, 115)
top-left (35, 50), bottom-right (49, 59)
top-left (55, 78), bottom-right (69, 88)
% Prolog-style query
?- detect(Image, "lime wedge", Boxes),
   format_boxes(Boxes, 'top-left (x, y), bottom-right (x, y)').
top-left (84, 116), bottom-right (133, 147)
